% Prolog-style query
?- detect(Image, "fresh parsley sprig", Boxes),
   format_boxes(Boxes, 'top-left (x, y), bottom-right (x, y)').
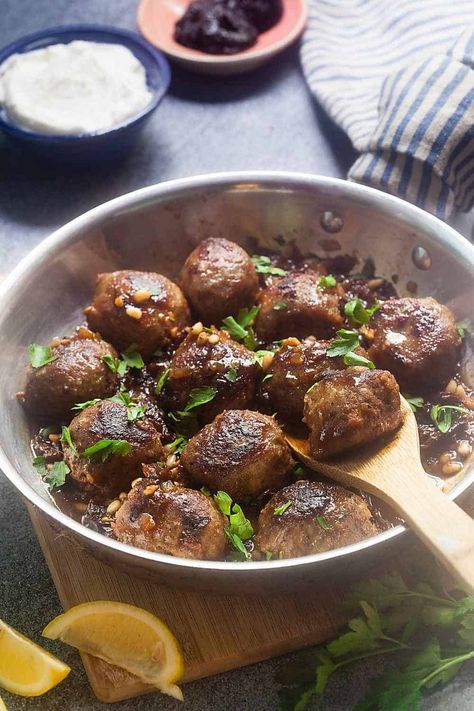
top-left (404, 395), bottom-right (425, 413)
top-left (252, 254), bottom-right (286, 277)
top-left (109, 388), bottom-right (145, 422)
top-left (277, 573), bottom-right (474, 711)
top-left (319, 275), bottom-right (337, 289)
top-left (430, 404), bottom-right (469, 434)
top-left (213, 490), bottom-right (254, 560)
top-left (102, 346), bottom-right (144, 377)
top-left (33, 455), bottom-right (69, 490)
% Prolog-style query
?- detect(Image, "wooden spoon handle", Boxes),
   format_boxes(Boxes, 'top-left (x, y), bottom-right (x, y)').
top-left (380, 468), bottom-right (474, 593)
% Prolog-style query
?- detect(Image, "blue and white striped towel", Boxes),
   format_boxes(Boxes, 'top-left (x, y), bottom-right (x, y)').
top-left (301, 1), bottom-right (474, 219)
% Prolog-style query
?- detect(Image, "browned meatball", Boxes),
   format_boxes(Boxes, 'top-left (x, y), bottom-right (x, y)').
top-left (181, 409), bottom-right (293, 500)
top-left (255, 480), bottom-right (379, 558)
top-left (304, 367), bottom-right (402, 459)
top-left (23, 335), bottom-right (118, 421)
top-left (366, 297), bottom-right (461, 392)
top-left (86, 270), bottom-right (191, 359)
top-left (180, 238), bottom-right (259, 325)
top-left (263, 338), bottom-right (368, 422)
top-left (113, 480), bottom-right (227, 560)
top-left (63, 400), bottom-right (164, 498)
top-left (165, 328), bottom-right (259, 423)
top-left (255, 271), bottom-right (344, 341)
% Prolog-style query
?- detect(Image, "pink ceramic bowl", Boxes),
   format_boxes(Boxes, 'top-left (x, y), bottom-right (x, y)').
top-left (137, 0), bottom-right (308, 75)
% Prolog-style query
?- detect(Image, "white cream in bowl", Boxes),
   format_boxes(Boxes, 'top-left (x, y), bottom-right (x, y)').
top-left (0, 40), bottom-right (153, 135)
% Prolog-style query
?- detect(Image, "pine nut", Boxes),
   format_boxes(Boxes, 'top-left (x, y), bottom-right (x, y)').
top-left (166, 454), bottom-right (177, 467)
top-left (441, 461), bottom-right (463, 476)
top-left (114, 296), bottom-right (124, 308)
top-left (119, 491), bottom-right (128, 501)
top-left (439, 452), bottom-right (452, 464)
top-left (262, 353), bottom-right (274, 371)
top-left (125, 305), bottom-right (142, 320)
top-left (106, 499), bottom-right (122, 514)
top-left (457, 441), bottom-right (472, 458)
top-left (144, 485), bottom-right (158, 496)
top-left (133, 289), bottom-right (151, 303)
top-left (445, 379), bottom-right (457, 394)
top-left (197, 331), bottom-right (209, 345)
top-left (137, 512), bottom-right (155, 531)
top-left (131, 477), bottom-right (142, 488)
top-left (208, 333), bottom-right (220, 345)
top-left (48, 433), bottom-right (60, 443)
top-left (191, 322), bottom-right (204, 336)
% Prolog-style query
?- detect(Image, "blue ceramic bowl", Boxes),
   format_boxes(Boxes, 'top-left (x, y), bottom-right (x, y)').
top-left (0, 25), bottom-right (171, 164)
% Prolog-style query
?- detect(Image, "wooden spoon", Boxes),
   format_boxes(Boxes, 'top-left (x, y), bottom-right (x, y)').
top-left (285, 397), bottom-right (474, 593)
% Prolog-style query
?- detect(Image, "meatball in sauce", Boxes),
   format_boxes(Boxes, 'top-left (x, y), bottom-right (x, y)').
top-left (181, 409), bottom-right (294, 500)
top-left (256, 480), bottom-right (379, 558)
top-left (23, 333), bottom-right (118, 422)
top-left (180, 237), bottom-right (259, 325)
top-left (86, 270), bottom-right (190, 359)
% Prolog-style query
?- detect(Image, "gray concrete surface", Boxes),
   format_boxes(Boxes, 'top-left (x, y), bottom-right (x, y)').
top-left (0, 1), bottom-right (472, 709)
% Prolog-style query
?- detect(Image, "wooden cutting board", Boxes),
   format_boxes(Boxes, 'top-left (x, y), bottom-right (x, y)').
top-left (27, 490), bottom-right (474, 704)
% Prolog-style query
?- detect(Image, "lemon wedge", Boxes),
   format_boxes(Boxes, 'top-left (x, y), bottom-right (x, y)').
top-left (0, 619), bottom-right (70, 697)
top-left (43, 601), bottom-right (184, 700)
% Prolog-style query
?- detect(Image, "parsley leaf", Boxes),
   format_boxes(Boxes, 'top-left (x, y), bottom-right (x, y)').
top-left (344, 297), bottom-right (380, 325)
top-left (221, 316), bottom-right (247, 341)
top-left (184, 386), bottom-right (216, 412)
top-left (326, 329), bottom-right (375, 369)
top-left (430, 404), bottom-right (469, 433)
top-left (274, 501), bottom-right (292, 516)
top-left (102, 354), bottom-right (121, 374)
top-left (121, 346), bottom-right (144, 371)
top-left (28, 343), bottom-right (58, 369)
top-left (109, 389), bottom-right (145, 422)
top-left (222, 306), bottom-right (261, 344)
top-left (214, 490), bottom-right (253, 560)
top-left (456, 319), bottom-right (472, 339)
top-left (319, 275), bottom-right (337, 288)
top-left (61, 426), bottom-right (77, 456)
top-left (155, 367), bottom-right (170, 394)
top-left (343, 351), bottom-right (376, 369)
top-left (82, 439), bottom-right (132, 462)
top-left (168, 435), bottom-right (188, 455)
top-left (316, 515), bottom-right (331, 530)
top-left (32, 455), bottom-right (47, 476)
top-left (252, 254), bottom-right (286, 276)
top-left (44, 460), bottom-right (70, 490)
top-left (276, 572), bottom-right (474, 711)
top-left (72, 398), bottom-right (101, 411)
top-left (404, 395), bottom-right (425, 413)
top-left (326, 329), bottom-right (360, 357)
top-left (273, 302), bottom-right (288, 311)
top-left (224, 366), bottom-right (238, 382)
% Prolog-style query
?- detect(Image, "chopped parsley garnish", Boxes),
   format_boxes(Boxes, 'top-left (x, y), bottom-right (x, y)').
top-left (222, 306), bottom-right (260, 351)
top-left (28, 343), bottom-right (57, 369)
top-left (319, 275), bottom-right (337, 288)
top-left (326, 329), bottom-right (375, 369)
top-left (430, 404), bottom-right (469, 434)
top-left (456, 319), bottom-right (472, 339)
top-left (102, 347), bottom-right (144, 376)
top-left (184, 386), bottom-right (217, 411)
top-left (61, 426), bottom-right (77, 456)
top-left (254, 349), bottom-right (274, 367)
top-left (316, 515), bottom-right (332, 530)
top-left (342, 351), bottom-right (375, 369)
top-left (262, 373), bottom-right (273, 383)
top-left (72, 398), bottom-right (101, 411)
top-left (404, 395), bottom-right (425, 412)
top-left (265, 551), bottom-right (273, 561)
top-left (274, 501), bottom-right (292, 516)
top-left (344, 297), bottom-right (379, 325)
top-left (273, 302), bottom-right (288, 311)
top-left (252, 254), bottom-right (286, 276)
top-left (276, 572), bottom-right (474, 711)
top-left (109, 389), bottom-right (145, 422)
top-left (155, 367), bottom-right (170, 394)
top-left (120, 346), bottom-right (145, 371)
top-left (224, 366), bottom-right (238, 382)
top-left (168, 435), bottom-right (188, 455)
top-left (82, 439), bottom-right (132, 462)
top-left (214, 490), bottom-right (253, 560)
top-left (33, 455), bottom-right (69, 490)
top-left (44, 460), bottom-right (70, 490)
top-left (32, 455), bottom-right (47, 476)
top-left (293, 463), bottom-right (304, 478)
